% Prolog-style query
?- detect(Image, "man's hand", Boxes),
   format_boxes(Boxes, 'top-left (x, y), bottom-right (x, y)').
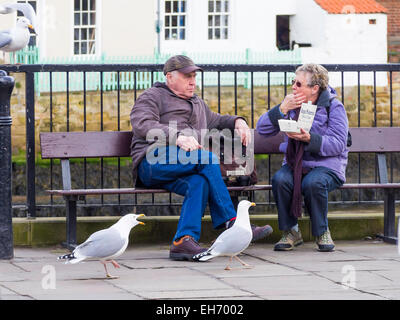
top-left (235, 118), bottom-right (251, 146)
top-left (286, 128), bottom-right (311, 143)
top-left (280, 93), bottom-right (308, 115)
top-left (176, 135), bottom-right (203, 151)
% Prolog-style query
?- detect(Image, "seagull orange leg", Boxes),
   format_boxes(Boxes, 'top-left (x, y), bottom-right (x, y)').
top-left (110, 260), bottom-right (120, 268)
top-left (100, 261), bottom-right (119, 279)
top-left (224, 257), bottom-right (233, 270)
top-left (100, 261), bottom-right (112, 278)
top-left (234, 255), bottom-right (252, 268)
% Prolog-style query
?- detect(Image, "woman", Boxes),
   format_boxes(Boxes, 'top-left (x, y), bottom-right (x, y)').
top-left (256, 63), bottom-right (349, 252)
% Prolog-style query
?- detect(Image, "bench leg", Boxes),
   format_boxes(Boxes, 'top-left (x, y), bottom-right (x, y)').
top-left (63, 196), bottom-right (77, 250)
top-left (230, 195), bottom-right (239, 210)
top-left (383, 189), bottom-right (397, 244)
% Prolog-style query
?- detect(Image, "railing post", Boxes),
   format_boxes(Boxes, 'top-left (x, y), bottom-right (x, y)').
top-left (25, 72), bottom-right (36, 218)
top-left (0, 70), bottom-right (15, 259)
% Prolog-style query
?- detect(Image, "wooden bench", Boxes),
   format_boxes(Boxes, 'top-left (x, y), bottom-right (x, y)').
top-left (40, 127), bottom-right (400, 249)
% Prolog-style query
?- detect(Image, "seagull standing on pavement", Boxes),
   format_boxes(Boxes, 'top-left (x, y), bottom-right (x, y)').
top-left (58, 214), bottom-right (145, 279)
top-left (193, 200), bottom-right (255, 270)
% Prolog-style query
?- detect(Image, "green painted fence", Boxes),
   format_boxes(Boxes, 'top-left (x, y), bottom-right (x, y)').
top-left (12, 47), bottom-right (301, 93)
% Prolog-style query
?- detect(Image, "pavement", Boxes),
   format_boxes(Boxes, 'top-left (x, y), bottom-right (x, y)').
top-left (1, 239), bottom-right (400, 301)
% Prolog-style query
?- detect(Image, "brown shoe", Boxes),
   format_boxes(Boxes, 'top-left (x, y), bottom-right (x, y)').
top-left (169, 235), bottom-right (207, 261)
top-left (226, 219), bottom-right (273, 242)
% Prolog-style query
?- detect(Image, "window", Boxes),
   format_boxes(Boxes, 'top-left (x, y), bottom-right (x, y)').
top-left (17, 0), bottom-right (37, 46)
top-left (164, 0), bottom-right (186, 40)
top-left (276, 15), bottom-right (290, 50)
top-left (208, 0), bottom-right (229, 40)
top-left (74, 0), bottom-right (96, 55)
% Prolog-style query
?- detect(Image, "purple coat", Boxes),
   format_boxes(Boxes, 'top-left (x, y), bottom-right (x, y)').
top-left (256, 86), bottom-right (348, 182)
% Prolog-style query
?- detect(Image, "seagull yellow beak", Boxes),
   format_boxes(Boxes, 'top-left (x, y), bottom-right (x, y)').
top-left (137, 213), bottom-right (145, 225)
top-left (250, 202), bottom-right (256, 207)
top-left (28, 25), bottom-right (36, 34)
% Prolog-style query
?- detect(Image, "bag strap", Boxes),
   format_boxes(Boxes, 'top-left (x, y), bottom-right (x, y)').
top-left (326, 101), bottom-right (352, 147)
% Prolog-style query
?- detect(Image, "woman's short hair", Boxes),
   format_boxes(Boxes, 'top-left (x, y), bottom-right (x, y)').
top-left (296, 63), bottom-right (329, 91)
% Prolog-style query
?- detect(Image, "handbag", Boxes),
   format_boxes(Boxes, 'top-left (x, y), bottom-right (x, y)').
top-left (205, 130), bottom-right (257, 187)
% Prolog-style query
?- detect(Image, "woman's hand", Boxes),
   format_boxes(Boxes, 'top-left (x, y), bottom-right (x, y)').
top-left (286, 128), bottom-right (311, 143)
top-left (280, 93), bottom-right (308, 114)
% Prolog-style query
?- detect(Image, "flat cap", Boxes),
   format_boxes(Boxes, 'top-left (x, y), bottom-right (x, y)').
top-left (163, 55), bottom-right (202, 75)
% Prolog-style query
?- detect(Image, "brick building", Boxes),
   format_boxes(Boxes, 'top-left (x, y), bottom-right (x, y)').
top-left (376, 0), bottom-right (400, 62)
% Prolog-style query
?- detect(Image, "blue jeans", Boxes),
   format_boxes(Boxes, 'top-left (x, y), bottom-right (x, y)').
top-left (137, 146), bottom-right (236, 242)
top-left (272, 164), bottom-right (343, 237)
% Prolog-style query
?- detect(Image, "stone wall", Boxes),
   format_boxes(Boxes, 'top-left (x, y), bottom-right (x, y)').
top-left (9, 74), bottom-right (400, 155)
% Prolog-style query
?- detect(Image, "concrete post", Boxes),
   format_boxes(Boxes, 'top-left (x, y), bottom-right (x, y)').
top-left (0, 70), bottom-right (15, 259)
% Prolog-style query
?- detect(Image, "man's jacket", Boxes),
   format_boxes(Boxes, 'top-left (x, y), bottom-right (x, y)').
top-left (130, 82), bottom-right (241, 185)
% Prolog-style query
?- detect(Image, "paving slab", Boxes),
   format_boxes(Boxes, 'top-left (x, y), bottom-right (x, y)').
top-left (0, 240), bottom-right (399, 300)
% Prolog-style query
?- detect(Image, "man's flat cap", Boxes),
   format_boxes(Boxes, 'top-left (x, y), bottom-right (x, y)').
top-left (163, 55), bottom-right (203, 75)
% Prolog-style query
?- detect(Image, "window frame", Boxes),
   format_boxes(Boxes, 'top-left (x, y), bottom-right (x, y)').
top-left (164, 0), bottom-right (187, 41)
top-left (207, 0), bottom-right (230, 40)
top-left (72, 0), bottom-right (98, 56)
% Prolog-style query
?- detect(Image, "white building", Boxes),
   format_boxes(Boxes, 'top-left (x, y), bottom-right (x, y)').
top-left (0, 0), bottom-right (388, 86)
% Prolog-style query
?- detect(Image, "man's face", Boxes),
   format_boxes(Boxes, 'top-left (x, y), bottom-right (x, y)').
top-left (166, 71), bottom-right (197, 99)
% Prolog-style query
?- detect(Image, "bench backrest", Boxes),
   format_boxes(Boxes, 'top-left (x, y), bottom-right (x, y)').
top-left (40, 131), bottom-right (132, 159)
top-left (40, 127), bottom-right (400, 159)
top-left (254, 127), bottom-right (400, 154)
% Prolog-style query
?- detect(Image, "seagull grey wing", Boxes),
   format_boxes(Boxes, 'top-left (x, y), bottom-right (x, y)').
top-left (75, 228), bottom-right (126, 259)
top-left (5, 3), bottom-right (37, 30)
top-left (0, 32), bottom-right (12, 48)
top-left (210, 227), bottom-right (252, 256)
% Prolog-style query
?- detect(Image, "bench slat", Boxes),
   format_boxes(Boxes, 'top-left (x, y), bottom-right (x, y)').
top-left (254, 127), bottom-right (400, 154)
top-left (348, 127), bottom-right (400, 153)
top-left (46, 183), bottom-right (400, 197)
top-left (40, 131), bottom-right (132, 159)
top-left (46, 185), bottom-right (274, 196)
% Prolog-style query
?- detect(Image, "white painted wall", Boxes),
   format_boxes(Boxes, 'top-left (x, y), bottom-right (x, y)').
top-left (291, 0), bottom-right (387, 86)
top-left (0, 0), bottom-right (156, 61)
top-left (101, 0), bottom-right (155, 56)
top-left (161, 0), bottom-right (298, 53)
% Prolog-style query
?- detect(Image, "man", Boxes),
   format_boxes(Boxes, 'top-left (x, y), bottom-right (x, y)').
top-left (256, 63), bottom-right (348, 252)
top-left (130, 55), bottom-right (273, 261)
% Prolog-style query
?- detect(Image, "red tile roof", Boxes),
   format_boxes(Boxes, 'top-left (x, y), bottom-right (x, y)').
top-left (314, 0), bottom-right (388, 14)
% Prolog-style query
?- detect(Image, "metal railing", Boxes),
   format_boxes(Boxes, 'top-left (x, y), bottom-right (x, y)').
top-left (12, 47), bottom-right (302, 93)
top-left (2, 63), bottom-right (400, 218)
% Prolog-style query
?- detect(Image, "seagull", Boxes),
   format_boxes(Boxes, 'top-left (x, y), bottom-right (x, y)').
top-left (0, 2), bottom-right (37, 32)
top-left (193, 200), bottom-right (255, 270)
top-left (58, 213), bottom-right (145, 279)
top-left (0, 17), bottom-right (35, 62)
